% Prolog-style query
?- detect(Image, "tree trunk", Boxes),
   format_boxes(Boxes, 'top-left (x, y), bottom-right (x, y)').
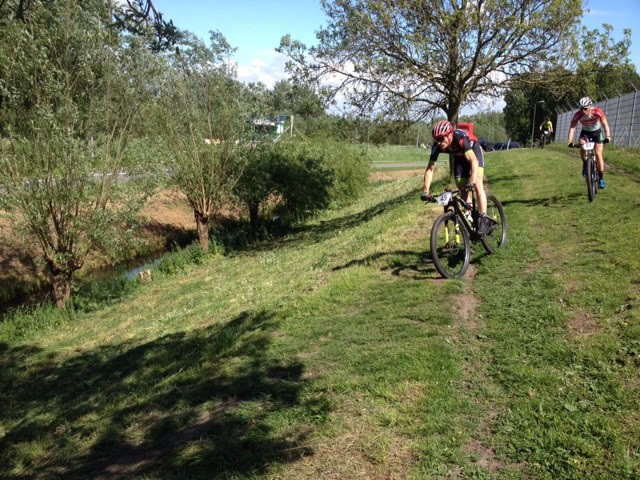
top-left (195, 211), bottom-right (209, 252)
top-left (45, 256), bottom-right (78, 309)
top-left (52, 273), bottom-right (72, 309)
top-left (248, 200), bottom-right (260, 230)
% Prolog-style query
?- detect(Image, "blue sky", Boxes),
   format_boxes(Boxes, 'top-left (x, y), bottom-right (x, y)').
top-left (149, 0), bottom-right (640, 91)
top-left (583, 0), bottom-right (640, 65)
top-left (150, 0), bottom-right (326, 87)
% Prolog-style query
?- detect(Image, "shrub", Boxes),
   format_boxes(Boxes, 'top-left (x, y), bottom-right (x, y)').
top-left (156, 242), bottom-right (209, 276)
top-left (0, 304), bottom-right (73, 342)
top-left (235, 139), bottom-right (370, 229)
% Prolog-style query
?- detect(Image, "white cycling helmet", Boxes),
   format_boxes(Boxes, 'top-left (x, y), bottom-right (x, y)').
top-left (578, 96), bottom-right (594, 108)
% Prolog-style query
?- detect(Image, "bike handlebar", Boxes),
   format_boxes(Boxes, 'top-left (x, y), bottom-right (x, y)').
top-left (422, 184), bottom-right (477, 203)
top-left (569, 140), bottom-right (609, 148)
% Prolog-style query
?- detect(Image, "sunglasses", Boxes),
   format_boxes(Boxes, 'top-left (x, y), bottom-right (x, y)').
top-left (581, 107), bottom-right (590, 111)
top-left (434, 135), bottom-right (448, 142)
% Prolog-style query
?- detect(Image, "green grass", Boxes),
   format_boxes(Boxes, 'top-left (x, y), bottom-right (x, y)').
top-left (1, 144), bottom-right (639, 479)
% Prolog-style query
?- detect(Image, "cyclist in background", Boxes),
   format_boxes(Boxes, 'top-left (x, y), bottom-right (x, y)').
top-left (567, 96), bottom-right (611, 188)
top-left (421, 120), bottom-right (496, 235)
top-left (539, 116), bottom-right (553, 145)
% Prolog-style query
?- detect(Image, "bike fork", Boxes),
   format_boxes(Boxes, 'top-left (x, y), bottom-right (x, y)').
top-left (444, 220), bottom-right (461, 245)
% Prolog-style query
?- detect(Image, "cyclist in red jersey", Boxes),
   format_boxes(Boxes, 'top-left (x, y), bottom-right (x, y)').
top-left (421, 120), bottom-right (496, 235)
top-left (567, 96), bottom-right (611, 189)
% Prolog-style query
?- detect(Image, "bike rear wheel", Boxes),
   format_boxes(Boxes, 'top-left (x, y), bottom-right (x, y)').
top-left (430, 211), bottom-right (471, 278)
top-left (481, 194), bottom-right (507, 254)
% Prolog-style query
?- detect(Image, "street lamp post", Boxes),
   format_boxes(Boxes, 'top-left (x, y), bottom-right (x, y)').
top-left (530, 100), bottom-right (545, 148)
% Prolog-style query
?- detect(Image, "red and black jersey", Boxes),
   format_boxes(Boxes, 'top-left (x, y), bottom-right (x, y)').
top-left (570, 107), bottom-right (606, 132)
top-left (429, 129), bottom-right (480, 163)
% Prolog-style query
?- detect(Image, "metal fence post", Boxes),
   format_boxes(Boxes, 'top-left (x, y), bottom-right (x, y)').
top-left (631, 89), bottom-right (638, 147)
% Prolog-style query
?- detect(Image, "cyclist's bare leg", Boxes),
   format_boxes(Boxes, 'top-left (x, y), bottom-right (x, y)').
top-left (474, 168), bottom-right (487, 214)
top-left (595, 143), bottom-right (605, 176)
top-left (457, 169), bottom-right (487, 214)
top-left (456, 180), bottom-right (472, 204)
top-left (579, 138), bottom-right (587, 161)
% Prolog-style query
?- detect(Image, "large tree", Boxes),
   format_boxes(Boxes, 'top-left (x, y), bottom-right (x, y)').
top-left (278, 0), bottom-right (582, 124)
top-left (0, 0), bottom-right (161, 307)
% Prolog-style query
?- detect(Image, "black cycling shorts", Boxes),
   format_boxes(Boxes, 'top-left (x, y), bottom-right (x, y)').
top-left (452, 144), bottom-right (485, 180)
top-left (580, 129), bottom-right (604, 144)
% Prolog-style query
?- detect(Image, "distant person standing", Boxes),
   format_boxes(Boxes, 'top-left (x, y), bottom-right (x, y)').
top-left (567, 97), bottom-right (611, 189)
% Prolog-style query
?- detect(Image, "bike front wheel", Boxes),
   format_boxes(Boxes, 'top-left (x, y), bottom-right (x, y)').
top-left (586, 154), bottom-right (597, 202)
top-left (430, 212), bottom-right (471, 278)
top-left (481, 194), bottom-right (507, 254)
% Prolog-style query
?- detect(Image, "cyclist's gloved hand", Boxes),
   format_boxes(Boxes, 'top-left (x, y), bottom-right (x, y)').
top-left (420, 193), bottom-right (434, 202)
top-left (568, 142), bottom-right (574, 148)
top-left (603, 137), bottom-right (610, 144)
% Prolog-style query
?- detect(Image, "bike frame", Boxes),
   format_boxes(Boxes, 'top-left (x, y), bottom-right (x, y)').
top-left (540, 130), bottom-right (550, 146)
top-left (429, 185), bottom-right (507, 278)
top-left (582, 140), bottom-right (599, 201)
top-left (436, 187), bottom-right (480, 242)
top-left (573, 140), bottom-right (599, 201)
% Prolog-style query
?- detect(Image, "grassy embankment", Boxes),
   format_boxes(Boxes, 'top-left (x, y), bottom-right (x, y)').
top-left (367, 143), bottom-right (429, 163)
top-left (1, 144), bottom-right (639, 479)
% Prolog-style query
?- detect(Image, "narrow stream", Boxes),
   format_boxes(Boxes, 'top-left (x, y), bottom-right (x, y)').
top-left (0, 232), bottom-right (196, 319)
top-left (123, 257), bottom-right (163, 280)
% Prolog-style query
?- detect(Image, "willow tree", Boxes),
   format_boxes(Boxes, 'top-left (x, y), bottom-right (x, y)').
top-left (0, 0), bottom-right (162, 307)
top-left (160, 32), bottom-right (256, 252)
top-left (278, 0), bottom-right (582, 124)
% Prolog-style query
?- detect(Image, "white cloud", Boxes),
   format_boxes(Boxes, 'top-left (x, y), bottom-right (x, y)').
top-left (236, 52), bottom-right (289, 88)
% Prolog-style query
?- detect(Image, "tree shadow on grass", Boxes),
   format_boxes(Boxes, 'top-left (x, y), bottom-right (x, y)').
top-left (484, 173), bottom-right (531, 188)
top-left (0, 309), bottom-right (324, 479)
top-left (500, 191), bottom-right (582, 208)
top-left (258, 188), bottom-right (418, 251)
top-left (333, 249), bottom-right (448, 280)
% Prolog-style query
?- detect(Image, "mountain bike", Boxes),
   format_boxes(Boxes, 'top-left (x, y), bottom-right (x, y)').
top-left (539, 129), bottom-right (551, 148)
top-left (571, 140), bottom-right (599, 202)
top-left (424, 185), bottom-right (507, 278)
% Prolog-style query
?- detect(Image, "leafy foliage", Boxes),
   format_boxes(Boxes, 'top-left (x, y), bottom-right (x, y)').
top-left (0, 0), bottom-right (161, 307)
top-left (270, 79), bottom-right (327, 118)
